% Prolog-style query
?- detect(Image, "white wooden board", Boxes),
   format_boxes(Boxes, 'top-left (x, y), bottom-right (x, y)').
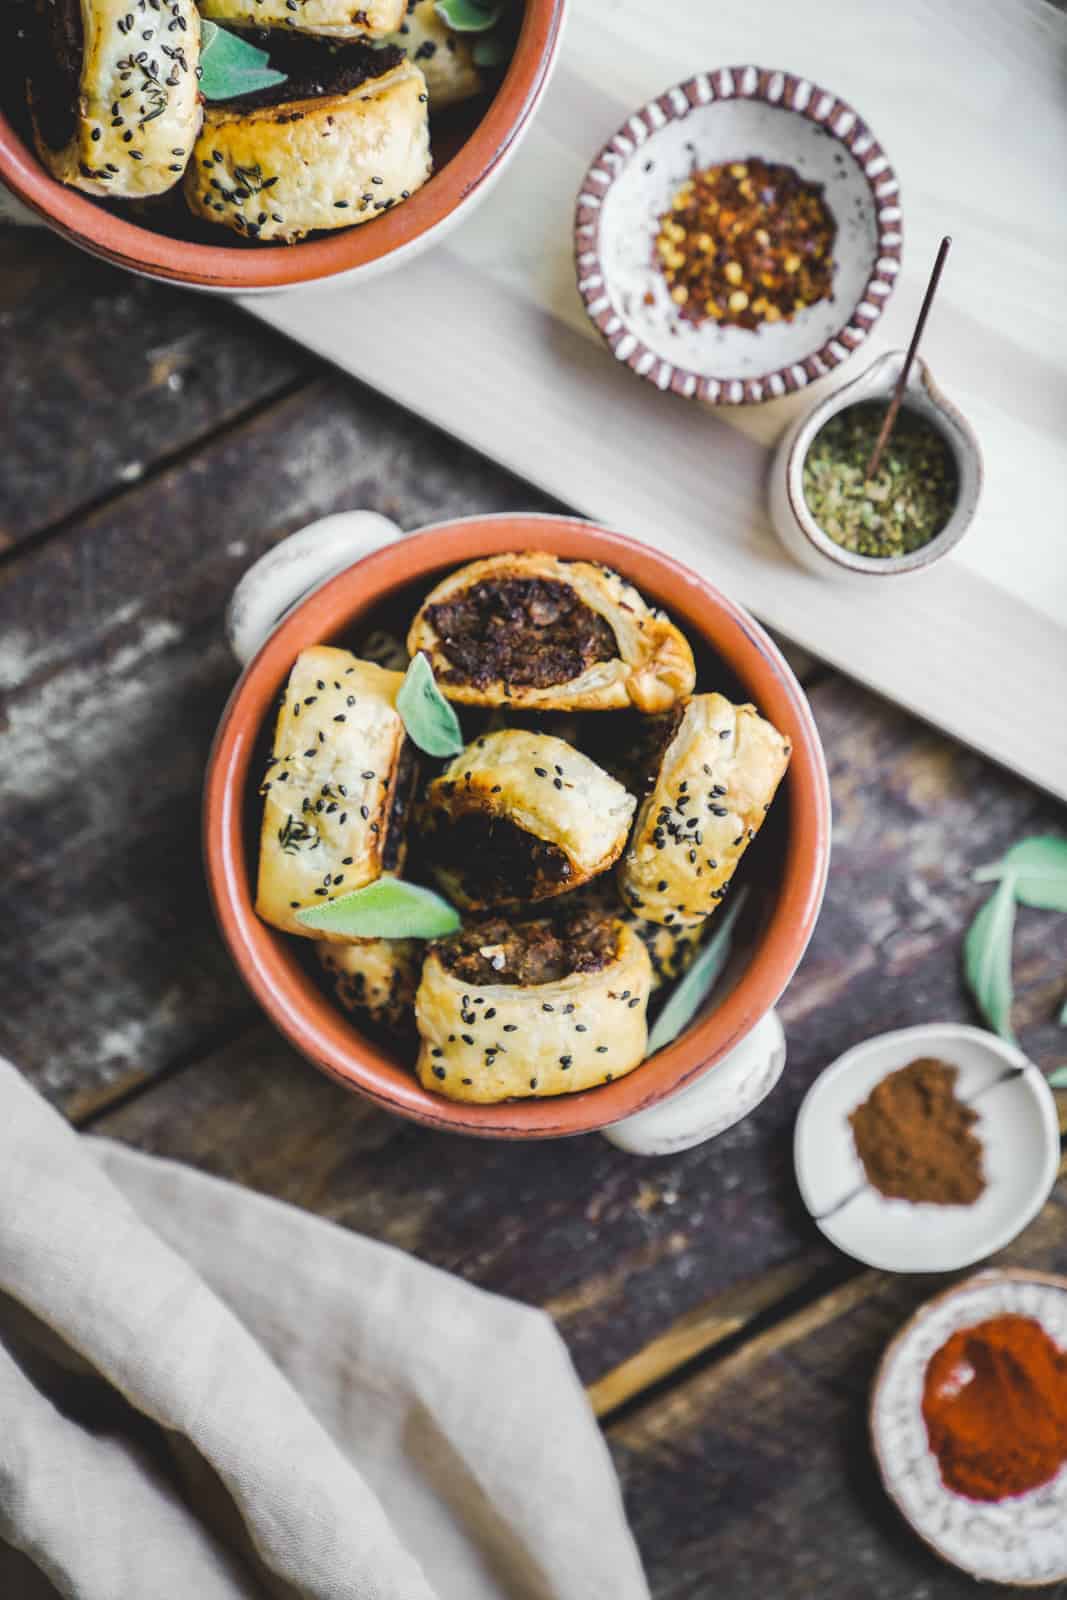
top-left (245, 0), bottom-right (1067, 802)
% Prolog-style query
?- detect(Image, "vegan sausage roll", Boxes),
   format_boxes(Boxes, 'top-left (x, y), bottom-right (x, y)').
top-left (317, 937), bottom-right (420, 1032)
top-left (185, 43), bottom-right (430, 242)
top-left (27, 0), bottom-right (202, 198)
top-left (559, 879), bottom-right (706, 995)
top-left (256, 647), bottom-right (418, 938)
top-left (385, 0), bottom-right (481, 109)
top-left (407, 553), bottom-right (697, 714)
top-left (423, 729), bottom-right (636, 911)
top-left (198, 0), bottom-right (404, 39)
top-left (618, 693), bottom-right (791, 928)
top-left (415, 912), bottom-right (654, 1102)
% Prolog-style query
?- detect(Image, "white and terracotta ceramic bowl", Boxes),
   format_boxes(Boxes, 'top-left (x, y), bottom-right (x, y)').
top-left (574, 65), bottom-right (900, 404)
top-left (871, 1270), bottom-right (1067, 1585)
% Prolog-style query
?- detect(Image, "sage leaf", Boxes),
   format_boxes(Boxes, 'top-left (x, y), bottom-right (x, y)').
top-left (963, 877), bottom-right (1017, 1040)
top-left (396, 653), bottom-right (464, 758)
top-left (646, 889), bottom-right (748, 1056)
top-left (199, 21), bottom-right (288, 101)
top-left (1047, 1065), bottom-right (1067, 1088)
top-left (434, 0), bottom-right (502, 30)
top-left (296, 878), bottom-right (460, 939)
top-left (997, 836), bottom-right (1067, 912)
top-left (1060, 995), bottom-right (1067, 1026)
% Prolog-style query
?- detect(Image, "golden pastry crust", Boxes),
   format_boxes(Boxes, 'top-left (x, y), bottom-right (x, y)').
top-left (407, 552), bottom-right (696, 713)
top-left (618, 693), bottom-right (791, 928)
top-left (199, 0), bottom-right (404, 38)
top-left (30, 0), bottom-right (202, 198)
top-left (423, 729), bottom-right (636, 910)
top-left (256, 648), bottom-right (417, 939)
top-left (415, 919), bottom-right (653, 1102)
top-left (559, 879), bottom-right (705, 995)
top-left (317, 937), bottom-right (419, 1031)
top-left (385, 0), bottom-right (481, 108)
top-left (185, 61), bottom-right (430, 242)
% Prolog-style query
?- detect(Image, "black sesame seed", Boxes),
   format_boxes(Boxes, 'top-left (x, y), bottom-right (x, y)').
top-left (432, 1066), bottom-right (446, 1080)
top-left (596, 1046), bottom-right (608, 1054)
top-left (559, 1056), bottom-right (572, 1069)
top-left (542, 1003), bottom-right (554, 1012)
top-left (462, 1034), bottom-right (474, 1046)
top-left (503, 1024), bottom-right (518, 1032)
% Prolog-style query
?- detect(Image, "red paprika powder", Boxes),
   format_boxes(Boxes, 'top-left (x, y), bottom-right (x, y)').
top-left (922, 1314), bottom-right (1067, 1501)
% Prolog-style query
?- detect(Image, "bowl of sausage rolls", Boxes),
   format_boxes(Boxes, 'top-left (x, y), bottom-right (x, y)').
top-left (0, 0), bottom-right (564, 289)
top-left (204, 514), bottom-right (831, 1138)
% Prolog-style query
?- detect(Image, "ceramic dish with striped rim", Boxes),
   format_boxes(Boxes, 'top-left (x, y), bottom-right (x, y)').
top-left (574, 65), bottom-right (901, 405)
top-left (871, 1270), bottom-right (1067, 1586)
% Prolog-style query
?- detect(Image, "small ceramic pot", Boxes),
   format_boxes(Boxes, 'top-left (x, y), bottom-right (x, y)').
top-left (205, 512), bottom-right (831, 1150)
top-left (769, 349), bottom-right (983, 581)
top-left (0, 0), bottom-right (565, 293)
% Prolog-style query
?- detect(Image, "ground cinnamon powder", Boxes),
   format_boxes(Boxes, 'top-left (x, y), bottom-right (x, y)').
top-left (849, 1057), bottom-right (985, 1205)
top-left (922, 1315), bottom-right (1067, 1501)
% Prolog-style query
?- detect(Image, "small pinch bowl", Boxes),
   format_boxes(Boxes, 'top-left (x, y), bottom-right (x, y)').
top-left (204, 514), bottom-right (831, 1139)
top-left (575, 65), bottom-right (901, 405)
top-left (770, 349), bottom-right (983, 581)
top-left (0, 0), bottom-right (565, 293)
top-left (871, 1270), bottom-right (1067, 1586)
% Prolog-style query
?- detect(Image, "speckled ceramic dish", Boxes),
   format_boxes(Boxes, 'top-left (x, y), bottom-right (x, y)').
top-left (575, 65), bottom-right (901, 404)
top-left (794, 1024), bottom-right (1059, 1272)
top-left (871, 1270), bottom-right (1067, 1586)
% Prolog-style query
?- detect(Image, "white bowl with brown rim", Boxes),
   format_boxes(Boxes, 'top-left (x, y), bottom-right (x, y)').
top-left (871, 1270), bottom-right (1067, 1586)
top-left (574, 65), bottom-right (901, 405)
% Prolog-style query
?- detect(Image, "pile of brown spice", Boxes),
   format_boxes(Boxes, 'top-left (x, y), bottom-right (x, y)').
top-left (849, 1057), bottom-right (986, 1206)
top-left (654, 157), bottom-right (836, 331)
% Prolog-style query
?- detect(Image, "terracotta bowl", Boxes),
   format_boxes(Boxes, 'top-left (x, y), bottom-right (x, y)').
top-left (203, 514), bottom-right (831, 1137)
top-left (0, 0), bottom-right (564, 292)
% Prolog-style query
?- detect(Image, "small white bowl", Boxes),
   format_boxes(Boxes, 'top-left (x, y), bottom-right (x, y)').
top-left (871, 1270), bottom-right (1067, 1586)
top-left (794, 1023), bottom-right (1059, 1273)
top-left (574, 65), bottom-right (901, 404)
top-left (769, 349), bottom-right (983, 582)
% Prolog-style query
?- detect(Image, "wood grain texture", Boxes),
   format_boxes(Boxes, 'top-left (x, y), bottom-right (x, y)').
top-left (0, 228), bottom-right (309, 548)
top-left (248, 0), bottom-right (1067, 802)
top-left (608, 1187), bottom-right (1067, 1600)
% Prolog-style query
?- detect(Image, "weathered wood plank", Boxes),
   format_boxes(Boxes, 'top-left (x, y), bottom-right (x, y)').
top-left (0, 228), bottom-right (310, 548)
top-left (607, 1183), bottom-right (1067, 1600)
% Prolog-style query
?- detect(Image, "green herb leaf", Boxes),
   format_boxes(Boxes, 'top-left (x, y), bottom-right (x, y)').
top-left (434, 0), bottom-right (502, 31)
top-left (396, 653), bottom-right (464, 758)
top-left (199, 20), bottom-right (288, 102)
top-left (296, 878), bottom-right (460, 939)
top-left (646, 890), bottom-right (748, 1056)
top-left (963, 877), bottom-right (1017, 1040)
top-left (1060, 995), bottom-right (1067, 1026)
top-left (1047, 1065), bottom-right (1067, 1088)
top-left (973, 835), bottom-right (1067, 912)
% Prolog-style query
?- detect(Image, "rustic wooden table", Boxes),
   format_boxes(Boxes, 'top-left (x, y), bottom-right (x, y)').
top-left (3, 224), bottom-right (1066, 1599)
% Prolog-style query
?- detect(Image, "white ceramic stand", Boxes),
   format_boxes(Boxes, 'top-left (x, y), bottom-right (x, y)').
top-left (229, 515), bottom-right (789, 1156)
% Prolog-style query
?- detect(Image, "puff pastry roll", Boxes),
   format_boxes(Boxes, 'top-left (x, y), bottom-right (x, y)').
top-left (415, 912), bottom-right (653, 1102)
top-left (407, 553), bottom-right (696, 713)
top-left (256, 647), bottom-right (418, 939)
top-left (560, 879), bottom-right (705, 995)
top-left (185, 47), bottom-right (430, 242)
top-left (27, 0), bottom-right (201, 198)
top-left (198, 0), bottom-right (404, 38)
top-left (385, 0), bottom-right (481, 109)
top-left (618, 693), bottom-right (791, 928)
top-left (423, 729), bottom-right (636, 910)
top-left (317, 938), bottom-right (419, 1032)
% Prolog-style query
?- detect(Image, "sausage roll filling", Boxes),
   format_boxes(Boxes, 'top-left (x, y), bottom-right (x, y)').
top-left (198, 0), bottom-right (404, 39)
top-left (415, 912), bottom-right (654, 1102)
top-left (185, 45), bottom-right (430, 242)
top-left (408, 553), bottom-right (697, 713)
top-left (256, 648), bottom-right (417, 938)
top-left (423, 729), bottom-right (636, 910)
top-left (28, 0), bottom-right (202, 197)
top-left (618, 693), bottom-right (792, 928)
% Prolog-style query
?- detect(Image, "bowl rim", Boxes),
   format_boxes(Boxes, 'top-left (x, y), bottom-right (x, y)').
top-left (574, 63), bottom-right (901, 406)
top-left (869, 1267), bottom-right (1067, 1586)
top-left (0, 0), bottom-right (565, 290)
top-left (203, 512), bottom-right (832, 1137)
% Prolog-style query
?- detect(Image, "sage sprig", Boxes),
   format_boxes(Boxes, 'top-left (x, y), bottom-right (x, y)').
top-left (646, 890), bottom-right (748, 1056)
top-left (296, 878), bottom-right (460, 939)
top-left (396, 654), bottom-right (464, 759)
top-left (963, 834), bottom-right (1067, 1040)
top-left (199, 21), bottom-right (288, 101)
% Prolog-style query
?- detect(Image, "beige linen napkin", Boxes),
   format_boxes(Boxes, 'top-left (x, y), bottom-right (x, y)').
top-left (0, 1061), bottom-right (649, 1600)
